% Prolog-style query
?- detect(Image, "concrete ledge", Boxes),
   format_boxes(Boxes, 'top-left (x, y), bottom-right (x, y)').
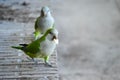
top-left (0, 22), bottom-right (59, 80)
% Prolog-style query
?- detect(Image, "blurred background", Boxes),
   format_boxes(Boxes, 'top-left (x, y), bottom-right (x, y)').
top-left (0, 0), bottom-right (120, 80)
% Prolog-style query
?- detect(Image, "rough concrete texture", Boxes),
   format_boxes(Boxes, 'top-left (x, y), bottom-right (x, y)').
top-left (0, 0), bottom-right (120, 80)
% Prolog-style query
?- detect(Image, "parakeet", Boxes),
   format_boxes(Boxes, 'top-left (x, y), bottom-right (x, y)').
top-left (12, 28), bottom-right (58, 67)
top-left (34, 6), bottom-right (55, 40)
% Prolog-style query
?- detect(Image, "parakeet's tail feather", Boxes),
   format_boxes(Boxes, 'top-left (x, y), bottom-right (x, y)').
top-left (11, 46), bottom-right (22, 50)
top-left (19, 44), bottom-right (28, 47)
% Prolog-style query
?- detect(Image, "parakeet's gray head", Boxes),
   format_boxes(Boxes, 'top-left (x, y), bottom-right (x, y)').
top-left (41, 6), bottom-right (51, 17)
top-left (48, 29), bottom-right (59, 44)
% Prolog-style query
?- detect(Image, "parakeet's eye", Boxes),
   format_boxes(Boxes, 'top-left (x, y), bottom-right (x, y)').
top-left (49, 32), bottom-right (53, 35)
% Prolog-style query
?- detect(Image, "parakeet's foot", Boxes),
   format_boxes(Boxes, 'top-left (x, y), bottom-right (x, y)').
top-left (45, 62), bottom-right (52, 67)
top-left (27, 57), bottom-right (38, 65)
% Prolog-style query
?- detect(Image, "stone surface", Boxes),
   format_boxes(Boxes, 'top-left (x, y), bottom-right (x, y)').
top-left (1, 0), bottom-right (120, 80)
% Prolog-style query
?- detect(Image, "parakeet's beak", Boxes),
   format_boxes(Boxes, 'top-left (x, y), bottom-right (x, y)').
top-left (54, 38), bottom-right (59, 44)
top-left (54, 39), bottom-right (59, 44)
top-left (46, 10), bottom-right (49, 15)
top-left (43, 12), bottom-right (47, 16)
top-left (41, 10), bottom-right (49, 17)
top-left (44, 10), bottom-right (50, 16)
top-left (53, 36), bottom-right (59, 44)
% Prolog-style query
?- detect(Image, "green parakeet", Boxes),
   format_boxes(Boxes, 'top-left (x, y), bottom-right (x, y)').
top-left (34, 6), bottom-right (55, 40)
top-left (12, 28), bottom-right (59, 67)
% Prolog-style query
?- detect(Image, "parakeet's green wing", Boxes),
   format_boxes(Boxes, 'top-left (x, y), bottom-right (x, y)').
top-left (34, 17), bottom-right (39, 30)
top-left (24, 40), bottom-right (40, 54)
top-left (11, 28), bottom-right (53, 59)
top-left (25, 28), bottom-right (53, 54)
top-left (34, 17), bottom-right (41, 40)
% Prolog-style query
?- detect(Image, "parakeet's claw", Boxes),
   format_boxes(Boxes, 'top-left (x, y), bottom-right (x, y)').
top-left (27, 57), bottom-right (38, 65)
top-left (45, 62), bottom-right (52, 67)
top-left (44, 56), bottom-right (52, 67)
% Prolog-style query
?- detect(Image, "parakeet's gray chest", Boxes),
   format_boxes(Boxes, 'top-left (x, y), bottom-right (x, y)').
top-left (37, 16), bottom-right (54, 33)
top-left (40, 39), bottom-right (56, 56)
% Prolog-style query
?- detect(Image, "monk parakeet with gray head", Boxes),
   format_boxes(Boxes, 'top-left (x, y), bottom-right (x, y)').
top-left (12, 28), bottom-right (59, 67)
top-left (34, 6), bottom-right (55, 40)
